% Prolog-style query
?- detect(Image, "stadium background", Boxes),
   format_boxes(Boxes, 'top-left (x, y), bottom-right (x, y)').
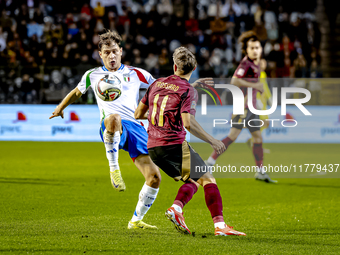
top-left (1, 0), bottom-right (340, 254)
top-left (1, 0), bottom-right (339, 142)
top-left (0, 0), bottom-right (338, 104)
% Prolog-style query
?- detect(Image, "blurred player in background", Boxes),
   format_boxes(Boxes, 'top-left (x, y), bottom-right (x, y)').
top-left (135, 46), bottom-right (246, 236)
top-left (246, 58), bottom-right (272, 154)
top-left (205, 31), bottom-right (277, 183)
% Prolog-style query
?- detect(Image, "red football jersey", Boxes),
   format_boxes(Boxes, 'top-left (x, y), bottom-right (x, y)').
top-left (234, 56), bottom-right (260, 109)
top-left (141, 75), bottom-right (195, 148)
top-left (190, 86), bottom-right (199, 117)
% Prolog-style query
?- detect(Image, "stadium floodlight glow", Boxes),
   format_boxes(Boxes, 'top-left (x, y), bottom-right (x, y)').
top-left (202, 84), bottom-right (312, 116)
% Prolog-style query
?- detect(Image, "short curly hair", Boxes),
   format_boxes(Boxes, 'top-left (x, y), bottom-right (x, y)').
top-left (238, 31), bottom-right (259, 55)
top-left (173, 47), bottom-right (197, 75)
top-left (98, 29), bottom-right (122, 51)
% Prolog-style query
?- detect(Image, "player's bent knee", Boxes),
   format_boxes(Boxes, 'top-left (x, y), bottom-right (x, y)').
top-left (145, 163), bottom-right (161, 186)
top-left (135, 154), bottom-right (161, 187)
top-left (186, 179), bottom-right (200, 189)
top-left (197, 172), bottom-right (216, 186)
top-left (146, 171), bottom-right (161, 187)
top-left (105, 114), bottom-right (122, 133)
top-left (152, 173), bottom-right (161, 184)
top-left (201, 178), bottom-right (217, 186)
top-left (252, 134), bottom-right (263, 143)
top-left (229, 128), bottom-right (241, 140)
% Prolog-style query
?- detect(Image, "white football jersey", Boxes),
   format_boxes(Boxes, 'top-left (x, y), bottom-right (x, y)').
top-left (77, 64), bottom-right (155, 124)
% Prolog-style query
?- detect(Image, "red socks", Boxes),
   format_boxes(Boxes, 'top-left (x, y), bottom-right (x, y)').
top-left (253, 143), bottom-right (263, 167)
top-left (173, 182), bottom-right (224, 224)
top-left (173, 182), bottom-right (198, 209)
top-left (211, 137), bottom-right (234, 160)
top-left (204, 183), bottom-right (223, 221)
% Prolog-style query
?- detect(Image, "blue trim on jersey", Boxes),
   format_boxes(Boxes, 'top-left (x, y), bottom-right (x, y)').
top-left (99, 119), bottom-right (149, 159)
top-left (102, 64), bottom-right (124, 72)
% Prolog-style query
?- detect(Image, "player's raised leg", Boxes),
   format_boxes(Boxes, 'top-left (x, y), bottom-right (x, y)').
top-left (103, 114), bottom-right (126, 191)
top-left (251, 130), bottom-right (277, 183)
top-left (206, 128), bottom-right (241, 166)
top-left (128, 154), bottom-right (161, 229)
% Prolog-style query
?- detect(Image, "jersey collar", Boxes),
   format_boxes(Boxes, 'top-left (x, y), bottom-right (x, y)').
top-left (174, 74), bottom-right (190, 82)
top-left (246, 56), bottom-right (255, 63)
top-left (102, 64), bottom-right (125, 72)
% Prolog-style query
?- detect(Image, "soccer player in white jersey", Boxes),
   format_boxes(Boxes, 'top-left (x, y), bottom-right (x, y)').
top-left (49, 30), bottom-right (161, 229)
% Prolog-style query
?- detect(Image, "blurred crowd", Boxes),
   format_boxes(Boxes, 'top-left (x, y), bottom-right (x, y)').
top-left (0, 0), bottom-right (322, 104)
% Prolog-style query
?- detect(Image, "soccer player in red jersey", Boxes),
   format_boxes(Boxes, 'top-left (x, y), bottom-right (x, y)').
top-left (135, 46), bottom-right (246, 236)
top-left (205, 31), bottom-right (277, 183)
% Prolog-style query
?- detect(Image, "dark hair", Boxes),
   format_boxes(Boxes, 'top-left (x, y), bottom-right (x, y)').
top-left (173, 46), bottom-right (197, 75)
top-left (98, 29), bottom-right (122, 51)
top-left (238, 31), bottom-right (259, 55)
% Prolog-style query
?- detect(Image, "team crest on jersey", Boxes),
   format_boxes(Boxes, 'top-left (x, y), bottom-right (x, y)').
top-left (237, 68), bottom-right (245, 76)
top-left (191, 101), bottom-right (196, 109)
top-left (123, 73), bottom-right (130, 82)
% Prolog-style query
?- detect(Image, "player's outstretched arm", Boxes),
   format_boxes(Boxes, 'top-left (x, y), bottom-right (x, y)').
top-left (231, 76), bottom-right (264, 93)
top-left (135, 101), bottom-right (149, 120)
top-left (191, 77), bottom-right (214, 88)
top-left (49, 87), bottom-right (83, 119)
top-left (182, 113), bottom-right (226, 155)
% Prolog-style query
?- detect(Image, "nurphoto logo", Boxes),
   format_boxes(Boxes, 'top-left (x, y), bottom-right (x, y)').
top-left (200, 84), bottom-right (312, 128)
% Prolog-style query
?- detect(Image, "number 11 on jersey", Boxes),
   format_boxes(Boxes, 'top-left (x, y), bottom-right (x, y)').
top-left (151, 94), bottom-right (169, 127)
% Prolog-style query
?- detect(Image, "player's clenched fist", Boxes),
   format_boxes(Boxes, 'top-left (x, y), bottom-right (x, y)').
top-left (211, 139), bottom-right (226, 155)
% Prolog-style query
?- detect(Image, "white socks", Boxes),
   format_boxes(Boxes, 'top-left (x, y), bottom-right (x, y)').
top-left (206, 157), bottom-right (216, 166)
top-left (171, 204), bottom-right (182, 213)
top-left (214, 222), bottom-right (226, 229)
top-left (103, 130), bottom-right (120, 171)
top-left (258, 167), bottom-right (266, 174)
top-left (131, 183), bottom-right (159, 222)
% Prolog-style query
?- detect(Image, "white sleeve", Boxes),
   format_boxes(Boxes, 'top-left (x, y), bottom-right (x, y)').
top-left (138, 68), bottom-right (156, 89)
top-left (76, 70), bottom-right (92, 94)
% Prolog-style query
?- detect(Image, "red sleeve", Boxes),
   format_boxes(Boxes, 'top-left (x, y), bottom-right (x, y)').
top-left (180, 89), bottom-right (191, 114)
top-left (141, 86), bottom-right (150, 106)
top-left (190, 87), bottom-right (198, 116)
top-left (234, 60), bottom-right (250, 78)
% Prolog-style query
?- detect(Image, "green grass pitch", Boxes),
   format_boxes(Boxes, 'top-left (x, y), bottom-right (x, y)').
top-left (0, 142), bottom-right (339, 254)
